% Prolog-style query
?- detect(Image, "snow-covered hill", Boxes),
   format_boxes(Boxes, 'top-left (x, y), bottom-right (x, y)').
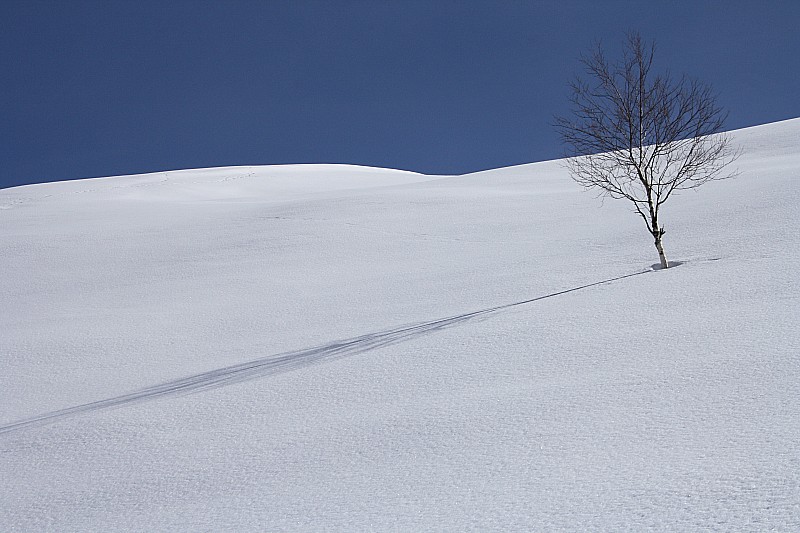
top-left (1, 119), bottom-right (798, 531)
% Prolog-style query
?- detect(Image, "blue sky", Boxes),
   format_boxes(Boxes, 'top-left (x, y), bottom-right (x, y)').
top-left (2, 0), bottom-right (798, 188)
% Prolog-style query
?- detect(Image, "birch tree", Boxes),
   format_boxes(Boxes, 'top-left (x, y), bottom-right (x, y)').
top-left (555, 32), bottom-right (738, 268)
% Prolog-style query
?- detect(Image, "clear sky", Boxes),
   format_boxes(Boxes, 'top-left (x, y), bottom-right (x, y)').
top-left (2, 0), bottom-right (798, 188)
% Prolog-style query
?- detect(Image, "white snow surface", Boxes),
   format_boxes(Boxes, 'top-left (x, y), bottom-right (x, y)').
top-left (1, 119), bottom-right (799, 531)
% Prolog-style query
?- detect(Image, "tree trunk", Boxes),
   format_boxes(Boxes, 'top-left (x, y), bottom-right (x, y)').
top-left (654, 232), bottom-right (668, 269)
top-left (649, 209), bottom-right (669, 269)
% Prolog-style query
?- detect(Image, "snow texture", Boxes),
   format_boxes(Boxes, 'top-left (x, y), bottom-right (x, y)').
top-left (1, 119), bottom-right (799, 531)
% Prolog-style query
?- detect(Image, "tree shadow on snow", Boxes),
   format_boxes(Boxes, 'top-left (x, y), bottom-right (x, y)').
top-left (0, 269), bottom-right (653, 436)
top-left (650, 260), bottom-right (685, 270)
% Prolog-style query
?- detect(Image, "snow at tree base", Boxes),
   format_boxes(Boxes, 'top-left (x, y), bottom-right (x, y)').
top-left (1, 118), bottom-right (798, 531)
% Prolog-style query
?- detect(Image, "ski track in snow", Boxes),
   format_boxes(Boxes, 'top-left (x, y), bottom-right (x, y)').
top-left (0, 269), bottom-right (651, 435)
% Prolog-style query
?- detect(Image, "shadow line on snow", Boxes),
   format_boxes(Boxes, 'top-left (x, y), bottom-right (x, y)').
top-left (0, 269), bottom-right (650, 436)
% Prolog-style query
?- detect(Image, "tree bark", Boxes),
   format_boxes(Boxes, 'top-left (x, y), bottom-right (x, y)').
top-left (654, 232), bottom-right (668, 269)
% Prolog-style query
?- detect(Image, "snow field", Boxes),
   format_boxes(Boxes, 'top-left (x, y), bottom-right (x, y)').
top-left (1, 119), bottom-right (798, 531)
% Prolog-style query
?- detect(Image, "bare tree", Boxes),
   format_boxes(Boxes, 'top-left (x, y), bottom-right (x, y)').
top-left (555, 32), bottom-right (738, 269)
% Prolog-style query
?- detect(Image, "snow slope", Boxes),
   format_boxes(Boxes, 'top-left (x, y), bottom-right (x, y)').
top-left (1, 119), bottom-right (799, 531)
